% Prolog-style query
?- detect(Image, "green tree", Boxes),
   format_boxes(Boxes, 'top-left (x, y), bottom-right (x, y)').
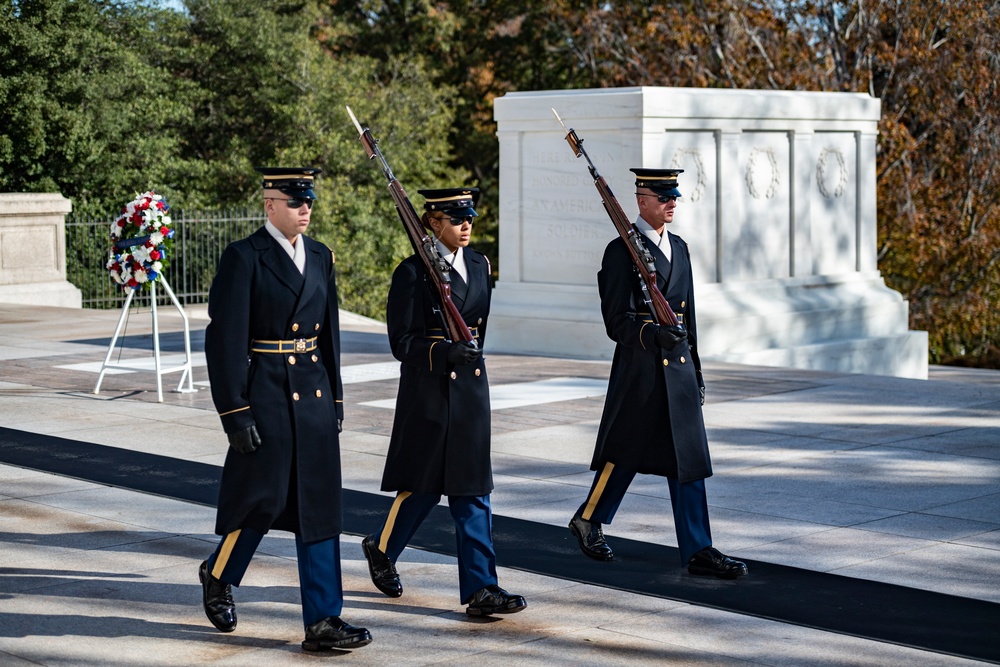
top-left (173, 0), bottom-right (466, 317)
top-left (0, 0), bottom-right (196, 215)
top-left (1, 0), bottom-right (467, 318)
top-left (320, 1), bottom-right (587, 270)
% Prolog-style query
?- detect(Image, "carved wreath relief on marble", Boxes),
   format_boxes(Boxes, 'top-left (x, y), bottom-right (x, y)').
top-left (816, 147), bottom-right (848, 199)
top-left (745, 147), bottom-right (781, 200)
top-left (669, 148), bottom-right (708, 202)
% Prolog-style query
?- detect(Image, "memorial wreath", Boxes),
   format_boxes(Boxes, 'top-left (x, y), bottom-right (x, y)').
top-left (106, 191), bottom-right (175, 291)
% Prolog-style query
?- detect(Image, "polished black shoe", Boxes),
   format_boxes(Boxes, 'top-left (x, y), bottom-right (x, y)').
top-left (362, 534), bottom-right (402, 598)
top-left (302, 616), bottom-right (372, 651)
top-left (465, 585), bottom-right (527, 616)
top-left (199, 560), bottom-right (236, 632)
top-left (687, 547), bottom-right (749, 579)
top-left (568, 514), bottom-right (614, 561)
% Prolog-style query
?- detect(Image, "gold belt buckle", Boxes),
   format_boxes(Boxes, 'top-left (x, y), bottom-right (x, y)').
top-left (294, 338), bottom-right (307, 353)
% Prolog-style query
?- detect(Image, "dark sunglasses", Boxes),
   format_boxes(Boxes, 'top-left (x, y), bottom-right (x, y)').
top-left (437, 215), bottom-right (474, 226)
top-left (637, 193), bottom-right (678, 203)
top-left (266, 197), bottom-right (314, 209)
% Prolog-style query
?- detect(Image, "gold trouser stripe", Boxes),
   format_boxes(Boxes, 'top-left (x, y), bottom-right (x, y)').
top-left (581, 462), bottom-right (615, 521)
top-left (379, 491), bottom-right (412, 554)
top-left (212, 529), bottom-right (242, 579)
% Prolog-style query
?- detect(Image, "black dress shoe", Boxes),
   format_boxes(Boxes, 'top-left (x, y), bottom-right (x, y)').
top-left (362, 534), bottom-right (402, 598)
top-left (687, 547), bottom-right (749, 579)
top-left (199, 560), bottom-right (236, 632)
top-left (465, 585), bottom-right (527, 616)
top-left (568, 514), bottom-right (614, 561)
top-left (302, 616), bottom-right (372, 651)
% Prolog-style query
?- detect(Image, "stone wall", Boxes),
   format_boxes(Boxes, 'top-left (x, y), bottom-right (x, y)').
top-left (0, 193), bottom-right (82, 308)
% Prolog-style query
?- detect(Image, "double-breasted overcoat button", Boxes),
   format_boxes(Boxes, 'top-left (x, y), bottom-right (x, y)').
top-left (450, 371), bottom-right (457, 380)
top-left (475, 368), bottom-right (481, 377)
top-left (663, 359), bottom-right (669, 366)
top-left (680, 356), bottom-right (686, 363)
top-left (292, 392), bottom-right (300, 401)
top-left (315, 389), bottom-right (322, 398)
top-left (288, 355), bottom-right (296, 365)
top-left (314, 323), bottom-right (320, 331)
top-left (292, 323), bottom-right (300, 332)
top-left (311, 354), bottom-right (318, 362)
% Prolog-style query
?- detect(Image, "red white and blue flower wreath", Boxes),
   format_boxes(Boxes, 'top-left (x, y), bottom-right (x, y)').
top-left (106, 191), bottom-right (175, 291)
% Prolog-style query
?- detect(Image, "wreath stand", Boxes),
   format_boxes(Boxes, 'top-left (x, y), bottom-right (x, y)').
top-left (93, 276), bottom-right (198, 402)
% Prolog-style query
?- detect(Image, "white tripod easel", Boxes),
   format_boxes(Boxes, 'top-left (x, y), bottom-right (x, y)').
top-left (93, 276), bottom-right (198, 402)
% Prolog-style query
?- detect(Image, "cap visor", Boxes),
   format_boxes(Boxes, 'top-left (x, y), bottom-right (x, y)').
top-left (278, 187), bottom-right (317, 199)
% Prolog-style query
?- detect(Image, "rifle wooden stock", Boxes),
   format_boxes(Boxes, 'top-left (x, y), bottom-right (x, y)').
top-left (346, 106), bottom-right (475, 346)
top-left (553, 110), bottom-right (679, 327)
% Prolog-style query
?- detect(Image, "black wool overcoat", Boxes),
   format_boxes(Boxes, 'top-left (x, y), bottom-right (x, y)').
top-left (380, 249), bottom-right (494, 496)
top-left (591, 231), bottom-right (713, 482)
top-left (204, 227), bottom-right (345, 543)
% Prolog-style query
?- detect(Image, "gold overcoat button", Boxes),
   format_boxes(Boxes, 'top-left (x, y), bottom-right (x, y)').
top-left (450, 371), bottom-right (457, 380)
top-left (315, 389), bottom-right (322, 397)
top-left (314, 323), bottom-right (320, 331)
top-left (311, 354), bottom-right (318, 362)
top-left (288, 356), bottom-right (296, 365)
top-left (663, 359), bottom-right (669, 366)
top-left (681, 301), bottom-right (686, 308)
top-left (292, 323), bottom-right (299, 332)
top-left (292, 392), bottom-right (300, 401)
top-left (475, 368), bottom-right (481, 377)
top-left (477, 318), bottom-right (483, 325)
top-left (680, 356), bottom-right (686, 363)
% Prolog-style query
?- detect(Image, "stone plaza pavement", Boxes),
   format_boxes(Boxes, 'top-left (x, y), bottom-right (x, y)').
top-left (0, 302), bottom-right (998, 666)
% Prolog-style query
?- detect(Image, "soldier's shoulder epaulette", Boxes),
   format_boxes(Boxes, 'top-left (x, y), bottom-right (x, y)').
top-left (303, 235), bottom-right (335, 263)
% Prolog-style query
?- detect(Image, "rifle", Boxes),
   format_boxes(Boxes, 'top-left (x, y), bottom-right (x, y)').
top-left (346, 106), bottom-right (476, 346)
top-left (551, 108), bottom-right (680, 328)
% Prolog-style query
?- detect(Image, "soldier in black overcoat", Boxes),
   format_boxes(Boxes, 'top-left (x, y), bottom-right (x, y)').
top-left (198, 167), bottom-right (372, 652)
top-left (360, 188), bottom-right (527, 617)
top-left (568, 168), bottom-right (749, 579)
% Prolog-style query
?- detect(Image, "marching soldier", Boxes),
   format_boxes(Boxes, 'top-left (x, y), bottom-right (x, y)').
top-left (361, 188), bottom-right (527, 617)
top-left (199, 167), bottom-right (372, 652)
top-left (568, 168), bottom-right (748, 579)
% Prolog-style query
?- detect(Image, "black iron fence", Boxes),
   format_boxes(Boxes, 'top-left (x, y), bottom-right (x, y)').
top-left (66, 209), bottom-right (265, 309)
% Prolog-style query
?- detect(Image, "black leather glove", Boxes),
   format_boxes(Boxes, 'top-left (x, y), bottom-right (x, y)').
top-left (446, 341), bottom-right (483, 366)
top-left (228, 424), bottom-right (261, 454)
top-left (654, 324), bottom-right (687, 350)
top-left (337, 419), bottom-right (343, 434)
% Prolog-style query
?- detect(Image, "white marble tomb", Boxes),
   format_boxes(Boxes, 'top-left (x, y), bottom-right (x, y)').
top-left (488, 87), bottom-right (927, 379)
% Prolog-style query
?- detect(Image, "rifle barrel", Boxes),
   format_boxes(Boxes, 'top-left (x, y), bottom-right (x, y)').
top-left (552, 109), bottom-right (679, 327)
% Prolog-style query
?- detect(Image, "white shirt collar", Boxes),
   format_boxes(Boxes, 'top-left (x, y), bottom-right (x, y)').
top-left (435, 240), bottom-right (468, 283)
top-left (265, 220), bottom-right (306, 275)
top-left (634, 215), bottom-right (672, 263)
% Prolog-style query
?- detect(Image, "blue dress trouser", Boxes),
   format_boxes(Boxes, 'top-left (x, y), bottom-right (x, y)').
top-left (207, 527), bottom-right (344, 626)
top-left (373, 492), bottom-right (498, 603)
top-left (576, 462), bottom-right (712, 564)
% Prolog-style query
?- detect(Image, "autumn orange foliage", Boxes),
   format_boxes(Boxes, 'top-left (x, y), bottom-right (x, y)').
top-left (326, 0), bottom-right (1000, 365)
